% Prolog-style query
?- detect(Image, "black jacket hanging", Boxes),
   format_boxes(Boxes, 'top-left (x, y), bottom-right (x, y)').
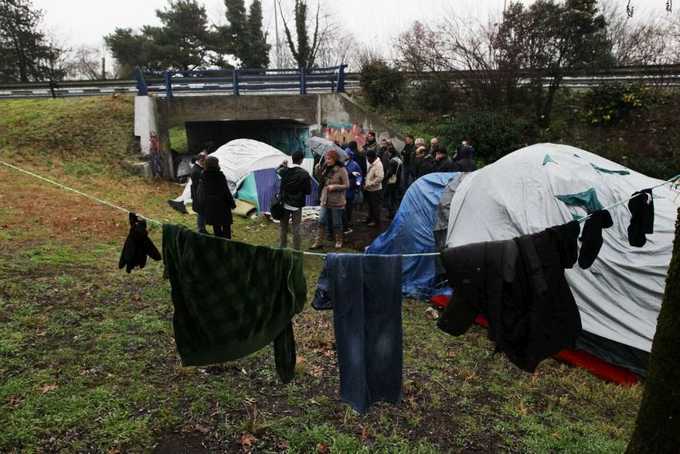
top-left (578, 210), bottom-right (613, 269)
top-left (627, 189), bottom-right (654, 247)
top-left (438, 221), bottom-right (582, 373)
top-left (118, 213), bottom-right (161, 273)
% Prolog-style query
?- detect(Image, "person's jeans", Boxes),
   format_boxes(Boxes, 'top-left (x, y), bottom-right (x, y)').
top-left (328, 253), bottom-right (403, 414)
top-left (197, 213), bottom-right (207, 233)
top-left (366, 190), bottom-right (383, 226)
top-left (319, 207), bottom-right (344, 237)
top-left (280, 208), bottom-right (302, 250)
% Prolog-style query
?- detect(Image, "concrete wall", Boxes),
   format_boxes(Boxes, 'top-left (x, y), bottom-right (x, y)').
top-left (136, 92), bottom-right (404, 179)
top-left (133, 96), bottom-right (158, 156)
top-left (157, 94), bottom-right (319, 129)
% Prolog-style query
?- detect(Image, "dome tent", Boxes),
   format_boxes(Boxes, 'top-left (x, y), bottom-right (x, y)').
top-left (445, 143), bottom-right (680, 375)
top-left (174, 139), bottom-right (317, 212)
top-left (367, 172), bottom-right (463, 298)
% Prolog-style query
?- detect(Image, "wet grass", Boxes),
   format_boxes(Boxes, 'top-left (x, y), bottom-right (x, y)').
top-left (0, 96), bottom-right (642, 452)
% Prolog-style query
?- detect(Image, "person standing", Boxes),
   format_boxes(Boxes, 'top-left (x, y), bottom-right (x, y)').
top-left (343, 150), bottom-right (363, 233)
top-left (429, 137), bottom-right (440, 156)
top-left (190, 151), bottom-right (208, 233)
top-left (402, 134), bottom-right (415, 187)
top-left (454, 140), bottom-right (477, 172)
top-left (363, 131), bottom-right (379, 156)
top-left (364, 149), bottom-right (384, 227)
top-left (312, 150), bottom-right (349, 249)
top-left (384, 148), bottom-right (403, 219)
top-left (197, 156), bottom-right (236, 238)
top-left (277, 150), bottom-right (312, 250)
top-left (431, 146), bottom-right (459, 173)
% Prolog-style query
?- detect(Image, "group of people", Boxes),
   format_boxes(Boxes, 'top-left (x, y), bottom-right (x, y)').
top-left (188, 131), bottom-right (476, 251)
top-left (305, 131), bottom-right (477, 250)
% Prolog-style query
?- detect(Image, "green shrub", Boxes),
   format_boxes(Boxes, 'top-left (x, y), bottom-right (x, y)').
top-left (435, 110), bottom-right (536, 164)
top-left (582, 83), bottom-right (649, 127)
top-left (405, 79), bottom-right (459, 113)
top-left (359, 58), bottom-right (405, 108)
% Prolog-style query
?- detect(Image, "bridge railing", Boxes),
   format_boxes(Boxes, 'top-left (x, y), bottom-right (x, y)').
top-left (135, 65), bottom-right (348, 97)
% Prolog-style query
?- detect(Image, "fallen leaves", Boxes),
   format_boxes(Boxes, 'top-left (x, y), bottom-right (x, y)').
top-left (39, 383), bottom-right (58, 394)
top-left (239, 432), bottom-right (257, 452)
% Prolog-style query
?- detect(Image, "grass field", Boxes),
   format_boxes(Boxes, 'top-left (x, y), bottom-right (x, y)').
top-left (0, 97), bottom-right (643, 452)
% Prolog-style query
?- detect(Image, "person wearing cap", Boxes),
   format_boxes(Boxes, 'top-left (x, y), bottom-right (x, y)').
top-left (197, 156), bottom-right (236, 238)
top-left (190, 151), bottom-right (208, 233)
top-left (343, 148), bottom-right (363, 233)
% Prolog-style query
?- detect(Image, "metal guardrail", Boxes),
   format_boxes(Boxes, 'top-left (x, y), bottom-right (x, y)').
top-left (135, 65), bottom-right (348, 98)
top-left (1, 65), bottom-right (679, 99)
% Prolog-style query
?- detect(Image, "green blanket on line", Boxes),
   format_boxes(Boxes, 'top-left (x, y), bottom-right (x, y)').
top-left (162, 224), bottom-right (307, 383)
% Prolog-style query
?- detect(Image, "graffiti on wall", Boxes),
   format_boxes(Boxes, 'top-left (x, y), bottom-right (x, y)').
top-left (149, 132), bottom-right (162, 177)
top-left (323, 123), bottom-right (368, 148)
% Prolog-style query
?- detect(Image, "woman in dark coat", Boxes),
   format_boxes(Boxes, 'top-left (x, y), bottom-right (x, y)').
top-left (197, 156), bottom-right (236, 238)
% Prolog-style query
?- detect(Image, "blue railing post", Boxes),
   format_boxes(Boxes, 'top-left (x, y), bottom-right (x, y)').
top-left (134, 67), bottom-right (148, 96)
top-left (164, 71), bottom-right (173, 98)
top-left (336, 64), bottom-right (346, 93)
top-left (299, 67), bottom-right (307, 95)
top-left (233, 69), bottom-right (240, 95)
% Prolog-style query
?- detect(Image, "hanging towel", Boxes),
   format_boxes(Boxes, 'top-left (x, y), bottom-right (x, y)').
top-left (439, 221), bottom-right (582, 372)
top-left (578, 210), bottom-right (613, 269)
top-left (327, 253), bottom-right (403, 414)
top-left (628, 189), bottom-right (654, 247)
top-left (118, 213), bottom-right (161, 273)
top-left (162, 224), bottom-right (307, 383)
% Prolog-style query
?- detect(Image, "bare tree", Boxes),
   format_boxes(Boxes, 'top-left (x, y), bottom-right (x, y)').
top-left (602, 0), bottom-right (675, 66)
top-left (395, 18), bottom-right (512, 106)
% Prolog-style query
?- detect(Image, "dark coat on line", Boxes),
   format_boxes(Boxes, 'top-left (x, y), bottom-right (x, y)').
top-left (197, 168), bottom-right (236, 226)
top-left (438, 221), bottom-right (582, 372)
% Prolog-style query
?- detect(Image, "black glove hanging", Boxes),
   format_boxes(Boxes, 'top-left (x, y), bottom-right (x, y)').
top-left (627, 189), bottom-right (654, 247)
top-left (578, 210), bottom-right (613, 270)
top-left (119, 213), bottom-right (162, 273)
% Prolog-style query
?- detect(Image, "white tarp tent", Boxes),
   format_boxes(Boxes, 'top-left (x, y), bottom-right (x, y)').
top-left (175, 139), bottom-right (311, 205)
top-left (446, 143), bottom-right (680, 354)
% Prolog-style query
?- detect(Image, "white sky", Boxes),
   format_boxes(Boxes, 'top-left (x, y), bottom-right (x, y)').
top-left (34, 0), bottom-right (673, 54)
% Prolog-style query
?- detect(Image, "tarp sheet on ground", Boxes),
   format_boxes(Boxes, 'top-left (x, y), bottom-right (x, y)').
top-left (445, 143), bottom-right (680, 356)
top-left (367, 173), bottom-right (459, 298)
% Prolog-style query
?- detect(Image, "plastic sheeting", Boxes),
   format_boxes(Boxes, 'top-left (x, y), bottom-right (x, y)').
top-left (367, 172), bottom-right (457, 298)
top-left (446, 143), bottom-right (680, 353)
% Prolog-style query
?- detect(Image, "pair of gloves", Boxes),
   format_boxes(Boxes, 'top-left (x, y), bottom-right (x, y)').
top-left (118, 213), bottom-right (161, 273)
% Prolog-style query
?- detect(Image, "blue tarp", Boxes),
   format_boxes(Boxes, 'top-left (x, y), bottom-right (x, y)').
top-left (366, 172), bottom-right (456, 299)
top-left (237, 168), bottom-right (320, 213)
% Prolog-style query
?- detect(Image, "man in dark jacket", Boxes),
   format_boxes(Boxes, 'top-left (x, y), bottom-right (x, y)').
top-left (453, 140), bottom-right (477, 172)
top-left (190, 151), bottom-right (208, 233)
top-left (197, 156), bottom-right (236, 238)
top-left (277, 150), bottom-right (312, 250)
top-left (402, 134), bottom-right (415, 186)
top-left (431, 146), bottom-right (460, 173)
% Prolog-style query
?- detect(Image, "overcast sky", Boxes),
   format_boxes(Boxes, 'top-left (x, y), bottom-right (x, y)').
top-left (34, 0), bottom-right (673, 54)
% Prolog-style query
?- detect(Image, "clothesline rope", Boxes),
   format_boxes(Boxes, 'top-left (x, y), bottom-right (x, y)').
top-left (576, 173), bottom-right (680, 223)
top-left (2, 159), bottom-right (678, 259)
top-left (0, 160), bottom-right (164, 226)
